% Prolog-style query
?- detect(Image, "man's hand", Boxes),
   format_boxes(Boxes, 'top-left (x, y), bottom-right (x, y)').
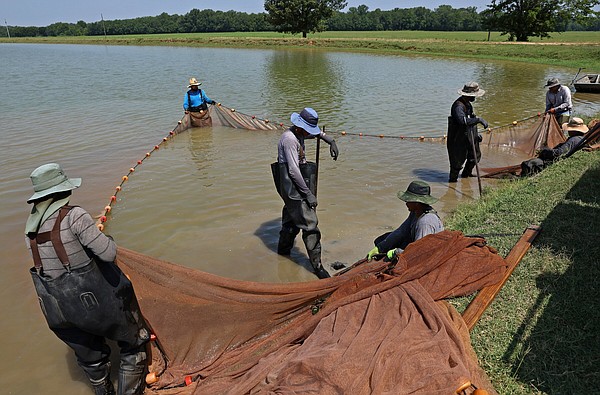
top-left (548, 108), bottom-right (556, 114)
top-left (366, 246), bottom-right (379, 261)
top-left (306, 193), bottom-right (318, 209)
top-left (329, 140), bottom-right (339, 161)
top-left (478, 118), bottom-right (489, 129)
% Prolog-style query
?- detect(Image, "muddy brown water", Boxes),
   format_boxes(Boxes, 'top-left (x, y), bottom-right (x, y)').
top-left (1, 43), bottom-right (598, 393)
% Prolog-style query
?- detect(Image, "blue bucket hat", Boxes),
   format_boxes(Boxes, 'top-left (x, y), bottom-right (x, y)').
top-left (27, 163), bottom-right (81, 203)
top-left (290, 108), bottom-right (321, 135)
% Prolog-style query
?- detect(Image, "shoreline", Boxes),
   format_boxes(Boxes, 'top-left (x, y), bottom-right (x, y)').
top-left (3, 31), bottom-right (600, 70)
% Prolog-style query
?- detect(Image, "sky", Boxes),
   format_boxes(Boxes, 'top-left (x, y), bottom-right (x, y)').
top-left (2, 0), bottom-right (492, 27)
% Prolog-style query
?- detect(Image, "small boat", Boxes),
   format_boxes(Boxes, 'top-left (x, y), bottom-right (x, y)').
top-left (574, 73), bottom-right (600, 93)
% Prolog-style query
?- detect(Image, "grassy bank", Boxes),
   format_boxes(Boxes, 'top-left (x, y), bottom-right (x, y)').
top-left (2, 31), bottom-right (600, 70)
top-left (446, 150), bottom-right (600, 394)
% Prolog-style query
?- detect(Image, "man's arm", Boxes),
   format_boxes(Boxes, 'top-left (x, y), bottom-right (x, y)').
top-left (282, 142), bottom-right (312, 197)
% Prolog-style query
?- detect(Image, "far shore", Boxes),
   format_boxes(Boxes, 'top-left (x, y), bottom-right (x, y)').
top-left (3, 30), bottom-right (600, 70)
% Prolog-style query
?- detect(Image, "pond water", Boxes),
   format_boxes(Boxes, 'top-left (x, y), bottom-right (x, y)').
top-left (1, 43), bottom-right (598, 393)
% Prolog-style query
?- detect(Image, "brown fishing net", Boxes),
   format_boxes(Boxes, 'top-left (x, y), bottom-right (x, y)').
top-left (209, 104), bottom-right (286, 131)
top-left (116, 230), bottom-right (506, 394)
top-left (481, 113), bottom-right (566, 178)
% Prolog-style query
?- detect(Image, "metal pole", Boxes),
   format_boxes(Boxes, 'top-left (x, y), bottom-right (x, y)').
top-left (469, 126), bottom-right (483, 197)
top-left (315, 126), bottom-right (322, 197)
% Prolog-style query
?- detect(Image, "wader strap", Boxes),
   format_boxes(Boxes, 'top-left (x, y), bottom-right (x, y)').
top-left (28, 206), bottom-right (73, 271)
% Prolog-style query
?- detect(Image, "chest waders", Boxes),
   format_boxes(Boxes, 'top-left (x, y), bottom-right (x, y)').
top-left (28, 206), bottom-right (150, 395)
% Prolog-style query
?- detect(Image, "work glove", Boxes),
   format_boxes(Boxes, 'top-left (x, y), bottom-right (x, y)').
top-left (329, 140), bottom-right (339, 161)
top-left (478, 118), bottom-right (489, 129)
top-left (477, 133), bottom-right (483, 143)
top-left (209, 100), bottom-right (216, 105)
top-left (386, 249), bottom-right (398, 261)
top-left (548, 108), bottom-right (556, 114)
top-left (366, 246), bottom-right (380, 262)
top-left (306, 192), bottom-right (318, 209)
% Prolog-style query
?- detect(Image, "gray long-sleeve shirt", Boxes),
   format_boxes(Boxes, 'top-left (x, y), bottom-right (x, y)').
top-left (545, 85), bottom-right (573, 115)
top-left (277, 128), bottom-right (311, 197)
top-left (26, 206), bottom-right (117, 279)
top-left (376, 209), bottom-right (444, 252)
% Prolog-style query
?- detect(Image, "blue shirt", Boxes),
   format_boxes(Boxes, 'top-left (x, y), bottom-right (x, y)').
top-left (183, 89), bottom-right (213, 110)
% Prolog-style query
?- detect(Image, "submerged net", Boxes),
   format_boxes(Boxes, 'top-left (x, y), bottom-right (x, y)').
top-left (209, 104), bottom-right (286, 131)
top-left (116, 230), bottom-right (507, 394)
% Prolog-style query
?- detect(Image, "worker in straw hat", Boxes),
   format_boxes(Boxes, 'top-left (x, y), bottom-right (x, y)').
top-left (447, 81), bottom-right (489, 182)
top-left (366, 180), bottom-right (444, 262)
top-left (183, 77), bottom-right (217, 127)
top-left (521, 117), bottom-right (588, 176)
top-left (545, 77), bottom-right (573, 127)
top-left (272, 107), bottom-right (339, 279)
top-left (25, 163), bottom-right (150, 395)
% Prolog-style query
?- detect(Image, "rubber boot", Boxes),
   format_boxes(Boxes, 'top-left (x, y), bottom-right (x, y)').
top-left (449, 168), bottom-right (460, 183)
top-left (277, 227), bottom-right (298, 255)
top-left (118, 348), bottom-right (147, 395)
top-left (305, 235), bottom-right (329, 279)
top-left (461, 162), bottom-right (475, 178)
top-left (79, 360), bottom-right (115, 395)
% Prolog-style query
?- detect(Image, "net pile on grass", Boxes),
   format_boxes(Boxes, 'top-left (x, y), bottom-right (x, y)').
top-left (117, 230), bottom-right (507, 394)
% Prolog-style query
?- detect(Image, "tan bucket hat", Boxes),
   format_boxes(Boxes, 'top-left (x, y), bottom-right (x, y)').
top-left (458, 81), bottom-right (485, 97)
top-left (562, 117), bottom-right (589, 135)
top-left (545, 78), bottom-right (561, 88)
top-left (188, 77), bottom-right (201, 88)
top-left (27, 163), bottom-right (81, 203)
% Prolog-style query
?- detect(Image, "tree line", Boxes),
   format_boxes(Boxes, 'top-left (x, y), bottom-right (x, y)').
top-left (2, 4), bottom-right (599, 40)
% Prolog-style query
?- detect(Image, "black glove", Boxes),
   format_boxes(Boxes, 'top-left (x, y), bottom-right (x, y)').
top-left (209, 100), bottom-right (216, 105)
top-left (477, 133), bottom-right (483, 143)
top-left (306, 193), bottom-right (318, 209)
top-left (478, 118), bottom-right (489, 129)
top-left (329, 140), bottom-right (339, 161)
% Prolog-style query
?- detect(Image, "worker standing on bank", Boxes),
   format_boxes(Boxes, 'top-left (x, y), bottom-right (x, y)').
top-left (25, 163), bottom-right (150, 395)
top-left (447, 82), bottom-right (489, 182)
top-left (545, 77), bottom-right (573, 127)
top-left (272, 108), bottom-right (339, 279)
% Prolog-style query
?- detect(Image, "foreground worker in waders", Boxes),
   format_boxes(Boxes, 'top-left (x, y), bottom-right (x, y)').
top-left (447, 82), bottom-right (489, 182)
top-left (366, 181), bottom-right (444, 261)
top-left (25, 163), bottom-right (150, 395)
top-left (183, 77), bottom-right (217, 127)
top-left (272, 108), bottom-right (339, 279)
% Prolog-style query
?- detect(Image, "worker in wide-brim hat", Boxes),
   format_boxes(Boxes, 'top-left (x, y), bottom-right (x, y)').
top-left (183, 77), bottom-right (217, 128)
top-left (25, 163), bottom-right (150, 395)
top-left (545, 77), bottom-right (573, 128)
top-left (272, 107), bottom-right (340, 279)
top-left (521, 117), bottom-right (589, 176)
top-left (366, 180), bottom-right (444, 262)
top-left (447, 81), bottom-right (489, 182)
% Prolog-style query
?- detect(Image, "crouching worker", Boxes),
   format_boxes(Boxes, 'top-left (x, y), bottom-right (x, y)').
top-left (366, 181), bottom-right (444, 262)
top-left (521, 117), bottom-right (588, 176)
top-left (25, 163), bottom-right (150, 395)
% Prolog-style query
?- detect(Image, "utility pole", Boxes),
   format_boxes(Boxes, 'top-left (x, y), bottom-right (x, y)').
top-left (4, 19), bottom-right (10, 38)
top-left (101, 13), bottom-right (107, 40)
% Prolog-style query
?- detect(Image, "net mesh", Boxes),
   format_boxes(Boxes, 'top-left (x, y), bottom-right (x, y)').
top-left (116, 231), bottom-right (506, 394)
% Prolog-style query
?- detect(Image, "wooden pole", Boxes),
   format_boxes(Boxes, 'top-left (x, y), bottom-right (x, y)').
top-left (462, 225), bottom-right (541, 331)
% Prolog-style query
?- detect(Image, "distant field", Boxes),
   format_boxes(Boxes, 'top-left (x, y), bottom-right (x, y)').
top-left (3, 31), bottom-right (599, 69)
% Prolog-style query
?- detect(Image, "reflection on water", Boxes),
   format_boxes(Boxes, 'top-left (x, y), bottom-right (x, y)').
top-left (0, 43), bottom-right (598, 394)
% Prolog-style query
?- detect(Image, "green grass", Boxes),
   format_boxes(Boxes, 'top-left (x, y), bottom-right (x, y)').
top-left (446, 150), bottom-right (600, 394)
top-left (2, 31), bottom-right (599, 70)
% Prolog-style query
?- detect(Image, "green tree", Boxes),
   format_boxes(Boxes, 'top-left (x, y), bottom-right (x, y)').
top-left (484, 0), bottom-right (599, 41)
top-left (264, 0), bottom-right (347, 38)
